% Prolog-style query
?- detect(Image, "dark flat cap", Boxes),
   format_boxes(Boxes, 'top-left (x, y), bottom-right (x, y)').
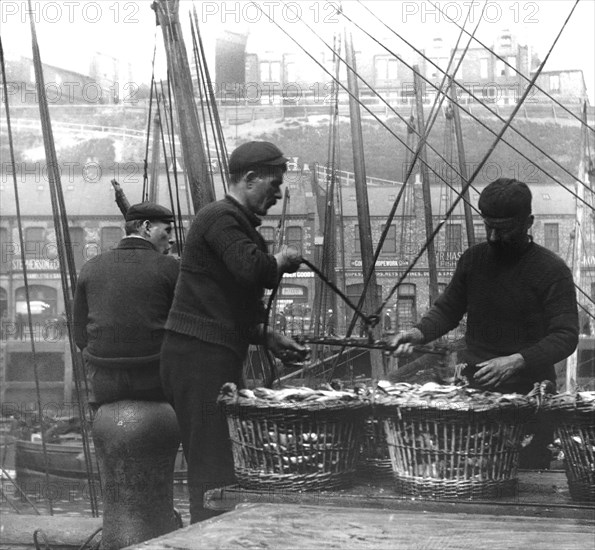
top-left (125, 202), bottom-right (174, 223)
top-left (478, 178), bottom-right (532, 219)
top-left (228, 141), bottom-right (288, 173)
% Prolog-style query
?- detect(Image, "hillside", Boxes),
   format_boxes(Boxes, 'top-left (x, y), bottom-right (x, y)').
top-left (2, 108), bottom-right (585, 187)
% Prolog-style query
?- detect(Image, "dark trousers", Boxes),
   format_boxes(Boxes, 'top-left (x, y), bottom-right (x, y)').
top-left (160, 331), bottom-right (243, 523)
top-left (87, 362), bottom-right (166, 406)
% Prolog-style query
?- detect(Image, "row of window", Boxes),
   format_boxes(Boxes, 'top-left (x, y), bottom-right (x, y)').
top-left (257, 54), bottom-right (520, 86)
top-left (0, 221), bottom-right (563, 273)
top-left (0, 226), bottom-right (124, 271)
top-left (258, 222), bottom-right (562, 255)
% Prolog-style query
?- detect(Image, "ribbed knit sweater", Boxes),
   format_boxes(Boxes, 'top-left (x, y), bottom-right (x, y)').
top-left (73, 237), bottom-right (180, 368)
top-left (416, 240), bottom-right (579, 389)
top-left (165, 196), bottom-right (279, 358)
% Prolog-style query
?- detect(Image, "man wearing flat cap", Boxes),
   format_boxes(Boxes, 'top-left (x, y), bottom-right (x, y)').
top-left (161, 141), bottom-right (309, 522)
top-left (73, 202), bottom-right (179, 405)
top-left (389, 178), bottom-right (579, 468)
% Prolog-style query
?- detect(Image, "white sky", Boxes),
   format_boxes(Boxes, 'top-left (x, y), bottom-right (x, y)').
top-left (2, 0), bottom-right (594, 102)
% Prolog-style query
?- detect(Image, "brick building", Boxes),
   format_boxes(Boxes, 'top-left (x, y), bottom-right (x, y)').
top-left (1, 159), bottom-right (589, 406)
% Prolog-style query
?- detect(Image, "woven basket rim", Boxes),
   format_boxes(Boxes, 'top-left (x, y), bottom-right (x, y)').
top-left (220, 397), bottom-right (370, 413)
top-left (374, 398), bottom-right (535, 414)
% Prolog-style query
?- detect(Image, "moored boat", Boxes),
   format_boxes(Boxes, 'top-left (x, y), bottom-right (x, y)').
top-left (15, 436), bottom-right (187, 486)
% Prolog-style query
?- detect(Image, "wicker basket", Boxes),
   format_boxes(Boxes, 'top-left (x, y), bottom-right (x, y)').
top-left (541, 392), bottom-right (595, 502)
top-left (219, 387), bottom-right (369, 491)
top-left (376, 395), bottom-right (535, 499)
top-left (358, 415), bottom-right (393, 480)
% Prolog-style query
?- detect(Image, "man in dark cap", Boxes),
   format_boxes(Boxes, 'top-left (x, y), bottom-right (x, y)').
top-left (161, 141), bottom-right (309, 522)
top-left (389, 178), bottom-right (579, 468)
top-left (73, 202), bottom-right (179, 404)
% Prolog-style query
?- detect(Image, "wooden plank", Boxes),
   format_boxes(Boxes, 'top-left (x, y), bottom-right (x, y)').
top-left (0, 514), bottom-right (102, 549)
top-left (128, 503), bottom-right (595, 550)
top-left (205, 471), bottom-right (595, 520)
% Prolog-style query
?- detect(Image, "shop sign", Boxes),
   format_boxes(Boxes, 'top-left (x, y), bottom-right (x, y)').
top-left (11, 259), bottom-right (60, 271)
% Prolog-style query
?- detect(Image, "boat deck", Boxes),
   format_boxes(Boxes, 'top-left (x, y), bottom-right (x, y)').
top-left (128, 502), bottom-right (594, 550)
top-left (204, 470), bottom-right (595, 520)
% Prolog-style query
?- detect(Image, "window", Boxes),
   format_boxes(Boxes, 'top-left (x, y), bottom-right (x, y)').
top-left (67, 227), bottom-right (86, 272)
top-left (259, 226), bottom-right (275, 247)
top-left (396, 284), bottom-right (416, 330)
top-left (496, 59), bottom-right (506, 77)
top-left (259, 61), bottom-right (281, 82)
top-left (474, 223), bottom-right (485, 242)
top-left (100, 226), bottom-right (122, 253)
top-left (380, 224), bottom-right (396, 254)
top-left (374, 57), bottom-right (398, 82)
top-left (354, 224), bottom-right (361, 254)
top-left (0, 227), bottom-right (10, 273)
top-left (15, 285), bottom-right (57, 320)
top-left (285, 226), bottom-right (302, 252)
top-left (25, 227), bottom-right (45, 259)
top-left (544, 223), bottom-right (559, 252)
top-left (480, 58), bottom-right (489, 79)
top-left (284, 54), bottom-right (296, 83)
top-left (549, 74), bottom-right (560, 93)
top-left (445, 224), bottom-right (462, 253)
top-left (0, 287), bottom-right (7, 322)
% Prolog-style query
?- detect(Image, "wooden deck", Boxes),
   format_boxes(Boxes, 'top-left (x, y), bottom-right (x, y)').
top-left (128, 502), bottom-right (594, 549)
top-left (204, 470), bottom-right (595, 520)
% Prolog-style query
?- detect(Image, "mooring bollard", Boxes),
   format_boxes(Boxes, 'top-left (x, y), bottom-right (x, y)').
top-left (92, 400), bottom-right (181, 550)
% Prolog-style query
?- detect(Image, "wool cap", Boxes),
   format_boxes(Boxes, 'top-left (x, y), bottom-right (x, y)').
top-left (125, 202), bottom-right (175, 223)
top-left (228, 141), bottom-right (288, 173)
top-left (478, 178), bottom-right (532, 219)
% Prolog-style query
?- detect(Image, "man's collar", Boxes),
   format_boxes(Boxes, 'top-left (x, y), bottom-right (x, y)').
top-left (225, 195), bottom-right (262, 227)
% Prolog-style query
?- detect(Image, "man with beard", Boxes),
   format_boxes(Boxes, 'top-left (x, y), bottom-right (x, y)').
top-left (389, 178), bottom-right (579, 468)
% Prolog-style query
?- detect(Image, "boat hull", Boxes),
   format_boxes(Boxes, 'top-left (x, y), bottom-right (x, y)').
top-left (15, 440), bottom-right (187, 486)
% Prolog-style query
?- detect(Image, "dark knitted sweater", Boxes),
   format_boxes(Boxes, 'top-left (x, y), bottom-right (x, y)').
top-left (417, 241), bottom-right (578, 389)
top-left (73, 238), bottom-right (180, 368)
top-left (165, 196), bottom-right (279, 358)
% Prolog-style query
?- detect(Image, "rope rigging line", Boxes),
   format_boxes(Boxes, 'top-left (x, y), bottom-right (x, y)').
top-left (274, 0), bottom-right (485, 214)
top-left (340, 1), bottom-right (485, 341)
top-left (0, 37), bottom-right (52, 515)
top-left (164, 76), bottom-right (186, 251)
top-left (348, 0), bottom-right (595, 208)
top-left (25, 7), bottom-right (101, 516)
top-left (158, 79), bottom-right (184, 252)
top-left (374, 1), bottom-right (581, 316)
top-left (190, 6), bottom-right (230, 193)
top-left (254, 0), bottom-right (486, 349)
top-left (188, 16), bottom-right (216, 192)
top-left (425, 0), bottom-right (595, 135)
top-left (142, 38), bottom-right (158, 202)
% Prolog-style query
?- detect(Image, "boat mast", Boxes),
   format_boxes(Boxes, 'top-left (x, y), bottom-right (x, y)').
top-left (345, 30), bottom-right (383, 379)
top-left (449, 80), bottom-right (475, 247)
top-left (566, 101), bottom-right (590, 391)
top-left (413, 66), bottom-right (439, 306)
top-left (153, 0), bottom-right (215, 213)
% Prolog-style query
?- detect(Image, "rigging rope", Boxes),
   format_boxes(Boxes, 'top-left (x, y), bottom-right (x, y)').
top-left (348, 1), bottom-right (595, 208)
top-left (425, 0), bottom-right (595, 134)
top-left (374, 0), bottom-right (580, 315)
top-left (142, 39), bottom-right (158, 202)
top-left (1, 35), bottom-right (52, 515)
top-left (27, 10), bottom-right (100, 515)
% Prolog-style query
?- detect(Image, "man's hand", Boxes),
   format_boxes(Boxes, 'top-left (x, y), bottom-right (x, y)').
top-left (473, 353), bottom-right (525, 389)
top-left (266, 331), bottom-right (311, 363)
top-left (274, 245), bottom-right (302, 274)
top-left (387, 328), bottom-right (425, 356)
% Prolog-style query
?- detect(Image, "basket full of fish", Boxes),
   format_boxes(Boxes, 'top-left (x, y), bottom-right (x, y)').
top-left (217, 383), bottom-right (369, 491)
top-left (540, 391), bottom-right (595, 502)
top-left (374, 381), bottom-right (536, 499)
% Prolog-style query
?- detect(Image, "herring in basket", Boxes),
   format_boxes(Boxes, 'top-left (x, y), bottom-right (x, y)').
top-left (217, 382), bottom-right (370, 491)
